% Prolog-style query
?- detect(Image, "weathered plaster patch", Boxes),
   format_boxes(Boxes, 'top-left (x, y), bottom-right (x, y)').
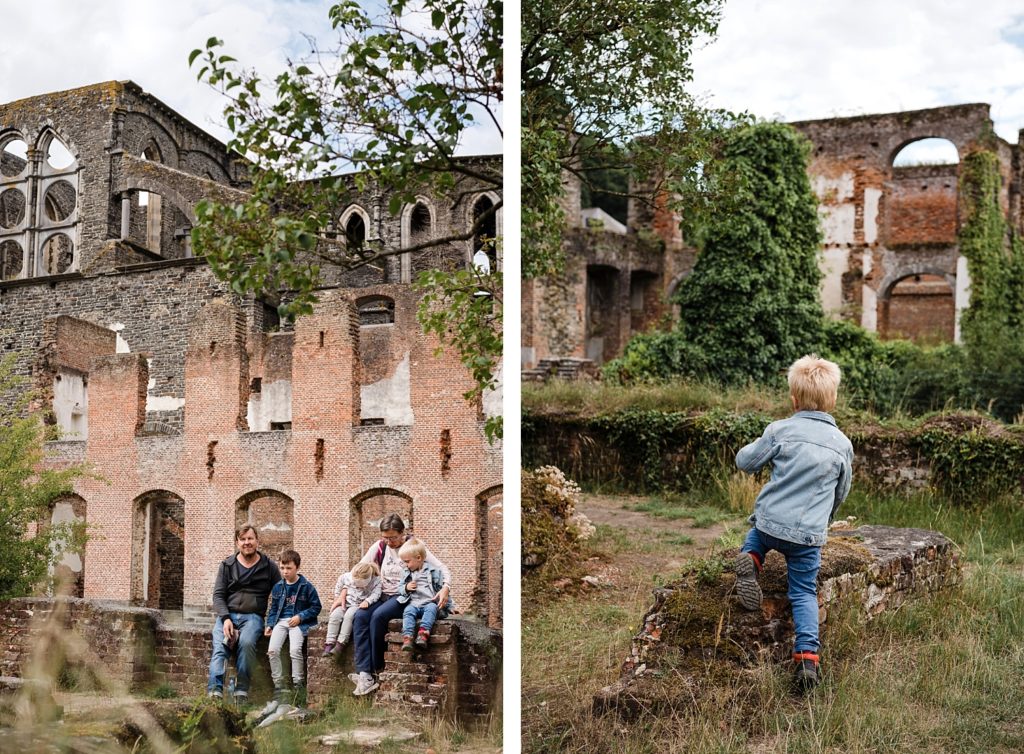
top-left (361, 353), bottom-right (413, 425)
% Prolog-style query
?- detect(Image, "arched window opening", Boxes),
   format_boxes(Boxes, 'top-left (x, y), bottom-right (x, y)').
top-left (881, 273), bottom-right (955, 343)
top-left (472, 195), bottom-right (498, 271)
top-left (892, 138), bottom-right (959, 168)
top-left (357, 295), bottom-right (395, 326)
top-left (236, 490), bottom-right (294, 562)
top-left (349, 489), bottom-right (413, 566)
top-left (0, 137), bottom-right (28, 177)
top-left (345, 213), bottom-right (366, 250)
top-left (0, 240), bottom-right (23, 281)
top-left (46, 137), bottom-right (75, 171)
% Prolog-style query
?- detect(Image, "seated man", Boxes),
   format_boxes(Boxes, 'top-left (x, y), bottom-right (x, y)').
top-left (206, 525), bottom-right (281, 702)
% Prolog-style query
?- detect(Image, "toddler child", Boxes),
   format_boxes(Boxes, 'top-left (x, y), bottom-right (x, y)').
top-left (733, 355), bottom-right (853, 692)
top-left (264, 549), bottom-right (322, 702)
top-left (323, 562), bottom-right (381, 656)
top-left (396, 538), bottom-right (452, 651)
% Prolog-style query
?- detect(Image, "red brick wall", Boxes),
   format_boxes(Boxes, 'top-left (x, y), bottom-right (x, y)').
top-left (883, 167), bottom-right (958, 246)
top-left (61, 285), bottom-right (500, 625)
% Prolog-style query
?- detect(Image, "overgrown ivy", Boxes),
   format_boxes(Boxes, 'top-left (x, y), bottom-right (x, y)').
top-left (956, 148), bottom-right (1024, 420)
top-left (605, 121), bottom-right (823, 385)
top-left (525, 406), bottom-right (1024, 502)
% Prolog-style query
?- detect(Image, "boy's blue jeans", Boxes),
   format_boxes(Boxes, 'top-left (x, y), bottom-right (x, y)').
top-left (207, 612), bottom-right (265, 693)
top-left (402, 601), bottom-right (439, 636)
top-left (741, 527), bottom-right (822, 653)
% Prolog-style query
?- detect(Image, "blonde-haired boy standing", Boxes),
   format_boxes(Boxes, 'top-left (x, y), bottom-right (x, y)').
top-left (733, 355), bottom-right (854, 692)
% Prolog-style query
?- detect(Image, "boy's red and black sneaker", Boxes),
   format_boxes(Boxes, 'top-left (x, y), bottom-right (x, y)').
top-left (415, 628), bottom-right (430, 650)
top-left (734, 552), bottom-right (763, 611)
top-left (793, 651), bottom-right (820, 693)
top-left (401, 635), bottom-right (414, 652)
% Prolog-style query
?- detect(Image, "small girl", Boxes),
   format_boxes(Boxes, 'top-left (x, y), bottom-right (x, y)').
top-left (323, 562), bottom-right (381, 655)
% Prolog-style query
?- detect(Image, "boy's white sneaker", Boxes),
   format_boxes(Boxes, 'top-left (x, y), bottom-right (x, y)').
top-left (353, 677), bottom-right (379, 696)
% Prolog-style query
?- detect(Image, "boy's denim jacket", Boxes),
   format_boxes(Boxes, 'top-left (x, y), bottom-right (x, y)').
top-left (737, 410), bottom-right (854, 547)
top-left (395, 562), bottom-right (454, 617)
top-left (265, 574), bottom-right (323, 636)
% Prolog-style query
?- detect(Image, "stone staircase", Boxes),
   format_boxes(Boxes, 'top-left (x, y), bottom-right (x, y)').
top-left (521, 357), bottom-right (598, 382)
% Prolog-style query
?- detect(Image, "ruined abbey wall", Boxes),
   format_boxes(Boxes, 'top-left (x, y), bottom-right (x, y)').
top-left (1, 82), bottom-right (503, 628)
top-left (523, 103), bottom-right (1024, 370)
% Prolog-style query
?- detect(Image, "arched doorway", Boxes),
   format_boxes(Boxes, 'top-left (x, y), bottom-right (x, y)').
top-left (476, 486), bottom-right (503, 629)
top-left (47, 494), bottom-right (87, 598)
top-left (236, 490), bottom-right (294, 562)
top-left (131, 491), bottom-right (186, 610)
top-left (880, 273), bottom-right (955, 342)
top-left (349, 489), bottom-right (413, 565)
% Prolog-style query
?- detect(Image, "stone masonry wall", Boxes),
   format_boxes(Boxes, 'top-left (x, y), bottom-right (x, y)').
top-left (593, 526), bottom-right (961, 716)
top-left (305, 618), bottom-right (502, 727)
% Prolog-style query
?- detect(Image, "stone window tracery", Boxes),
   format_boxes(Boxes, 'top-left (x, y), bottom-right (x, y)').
top-left (0, 130), bottom-right (80, 279)
top-left (469, 192), bottom-right (501, 272)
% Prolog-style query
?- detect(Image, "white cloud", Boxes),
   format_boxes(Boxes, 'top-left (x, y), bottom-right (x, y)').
top-left (0, 0), bottom-right (501, 153)
top-left (690, 0), bottom-right (1024, 141)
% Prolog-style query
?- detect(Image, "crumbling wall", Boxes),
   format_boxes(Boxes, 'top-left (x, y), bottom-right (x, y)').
top-left (593, 526), bottom-right (961, 716)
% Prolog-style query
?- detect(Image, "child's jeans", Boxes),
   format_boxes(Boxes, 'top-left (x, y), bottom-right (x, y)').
top-left (326, 605), bottom-right (359, 644)
top-left (741, 527), bottom-right (822, 653)
top-left (268, 620), bottom-right (306, 687)
top-left (402, 601), bottom-right (439, 636)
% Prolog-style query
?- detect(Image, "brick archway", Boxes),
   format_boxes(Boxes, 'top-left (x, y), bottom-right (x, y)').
top-left (476, 485), bottom-right (503, 629)
top-left (349, 488), bottom-right (413, 565)
top-left (131, 490), bottom-right (185, 610)
top-left (236, 489), bottom-right (294, 562)
top-left (46, 493), bottom-right (87, 598)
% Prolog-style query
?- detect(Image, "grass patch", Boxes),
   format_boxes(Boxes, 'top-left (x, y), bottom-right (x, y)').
top-left (629, 498), bottom-right (739, 528)
top-left (524, 481), bottom-right (1024, 753)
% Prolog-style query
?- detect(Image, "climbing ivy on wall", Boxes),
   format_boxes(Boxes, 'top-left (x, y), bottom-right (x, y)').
top-left (605, 121), bottom-right (824, 385)
top-left (957, 149), bottom-right (1024, 419)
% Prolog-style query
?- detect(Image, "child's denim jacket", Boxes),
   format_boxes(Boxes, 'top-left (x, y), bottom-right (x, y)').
top-left (396, 562), bottom-right (454, 617)
top-left (266, 574), bottom-right (323, 635)
top-left (737, 410), bottom-right (854, 547)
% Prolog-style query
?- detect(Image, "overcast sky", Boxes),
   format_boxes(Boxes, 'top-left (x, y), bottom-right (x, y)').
top-left (0, 0), bottom-right (501, 156)
top-left (690, 0), bottom-right (1024, 157)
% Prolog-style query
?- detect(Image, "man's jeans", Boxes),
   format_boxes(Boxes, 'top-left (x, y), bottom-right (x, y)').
top-left (402, 601), bottom-right (439, 636)
top-left (741, 527), bottom-right (822, 653)
top-left (207, 612), bottom-right (264, 693)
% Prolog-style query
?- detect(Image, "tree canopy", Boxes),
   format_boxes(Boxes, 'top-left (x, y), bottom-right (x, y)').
top-left (190, 0), bottom-right (502, 311)
top-left (190, 0), bottom-right (503, 438)
top-left (522, 0), bottom-right (730, 277)
top-left (606, 121), bottom-right (824, 385)
top-left (0, 356), bottom-right (85, 599)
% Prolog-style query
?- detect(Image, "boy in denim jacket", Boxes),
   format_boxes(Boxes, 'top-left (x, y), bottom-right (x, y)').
top-left (396, 538), bottom-right (453, 651)
top-left (733, 355), bottom-right (853, 692)
top-left (264, 550), bottom-right (322, 702)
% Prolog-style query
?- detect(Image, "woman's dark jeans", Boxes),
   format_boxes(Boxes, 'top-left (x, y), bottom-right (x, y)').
top-left (352, 594), bottom-right (404, 674)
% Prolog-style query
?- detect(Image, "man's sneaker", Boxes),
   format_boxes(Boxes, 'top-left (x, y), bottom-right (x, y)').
top-left (353, 677), bottom-right (379, 696)
top-left (401, 635), bottom-right (414, 652)
top-left (734, 552), bottom-right (763, 611)
top-left (348, 672), bottom-right (361, 686)
top-left (415, 628), bottom-right (430, 650)
top-left (207, 689), bottom-right (223, 700)
top-left (322, 642), bottom-right (336, 656)
top-left (793, 652), bottom-right (820, 693)
top-left (233, 690), bottom-right (249, 706)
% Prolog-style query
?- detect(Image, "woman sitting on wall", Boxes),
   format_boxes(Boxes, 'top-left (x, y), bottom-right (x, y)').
top-left (350, 512), bottom-right (452, 695)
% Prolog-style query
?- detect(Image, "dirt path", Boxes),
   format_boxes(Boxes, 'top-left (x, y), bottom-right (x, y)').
top-left (575, 492), bottom-right (745, 581)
